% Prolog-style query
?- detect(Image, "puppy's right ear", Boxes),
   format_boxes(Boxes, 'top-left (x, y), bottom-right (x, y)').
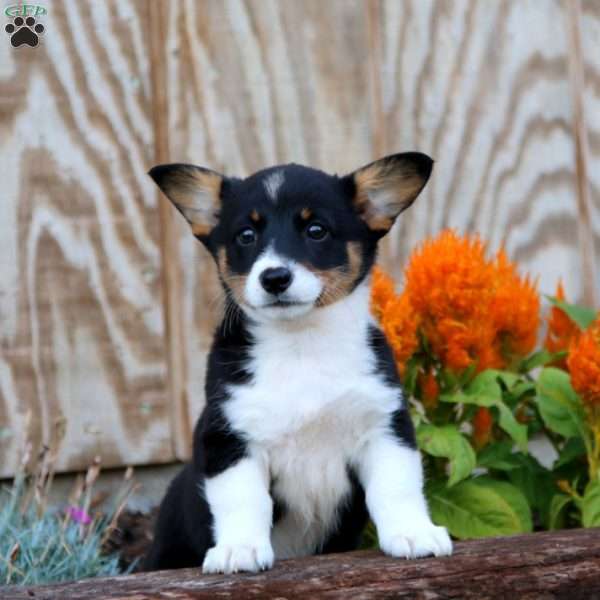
top-left (148, 163), bottom-right (224, 238)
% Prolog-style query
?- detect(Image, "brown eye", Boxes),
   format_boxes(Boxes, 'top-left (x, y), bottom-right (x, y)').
top-left (306, 222), bottom-right (328, 241)
top-left (236, 227), bottom-right (257, 246)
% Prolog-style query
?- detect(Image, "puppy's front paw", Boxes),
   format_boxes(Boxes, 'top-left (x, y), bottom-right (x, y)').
top-left (202, 542), bottom-right (274, 574)
top-left (380, 522), bottom-right (452, 559)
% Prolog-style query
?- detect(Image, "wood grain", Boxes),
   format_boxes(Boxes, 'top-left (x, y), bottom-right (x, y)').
top-left (374, 0), bottom-right (593, 305)
top-left (161, 0), bottom-right (375, 456)
top-left (7, 529), bottom-right (600, 599)
top-left (0, 0), bottom-right (172, 477)
top-left (581, 0), bottom-right (600, 305)
top-left (1, 1), bottom-right (599, 474)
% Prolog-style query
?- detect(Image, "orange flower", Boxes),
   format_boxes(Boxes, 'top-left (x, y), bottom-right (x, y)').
top-left (418, 369), bottom-right (439, 411)
top-left (371, 230), bottom-right (539, 376)
top-left (544, 281), bottom-right (580, 369)
top-left (568, 317), bottom-right (600, 410)
top-left (402, 230), bottom-right (539, 372)
top-left (379, 292), bottom-right (420, 376)
top-left (472, 407), bottom-right (493, 449)
top-left (490, 249), bottom-right (540, 361)
top-left (370, 266), bottom-right (396, 322)
top-left (403, 230), bottom-right (498, 371)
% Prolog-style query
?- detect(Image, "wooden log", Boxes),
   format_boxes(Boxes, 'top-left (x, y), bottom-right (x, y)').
top-left (6, 529), bottom-right (600, 599)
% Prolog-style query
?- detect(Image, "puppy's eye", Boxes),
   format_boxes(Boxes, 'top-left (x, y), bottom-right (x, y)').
top-left (236, 227), bottom-right (257, 246)
top-left (306, 222), bottom-right (328, 241)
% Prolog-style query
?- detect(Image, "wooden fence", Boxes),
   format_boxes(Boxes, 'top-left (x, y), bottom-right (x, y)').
top-left (1, 0), bottom-right (599, 477)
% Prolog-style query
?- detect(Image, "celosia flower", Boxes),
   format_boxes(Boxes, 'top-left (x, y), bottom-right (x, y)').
top-left (371, 230), bottom-right (540, 376)
top-left (402, 230), bottom-right (498, 371)
top-left (418, 369), bottom-right (439, 411)
top-left (568, 317), bottom-right (600, 409)
top-left (403, 230), bottom-right (539, 372)
top-left (472, 407), bottom-right (493, 449)
top-left (379, 292), bottom-right (420, 376)
top-left (490, 249), bottom-right (540, 362)
top-left (545, 281), bottom-right (580, 369)
top-left (370, 266), bottom-right (396, 322)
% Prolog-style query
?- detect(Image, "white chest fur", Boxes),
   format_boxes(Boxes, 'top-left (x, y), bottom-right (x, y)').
top-left (223, 284), bottom-right (401, 557)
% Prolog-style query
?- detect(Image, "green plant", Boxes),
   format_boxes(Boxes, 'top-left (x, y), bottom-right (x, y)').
top-left (0, 439), bottom-right (137, 585)
top-left (370, 229), bottom-right (600, 541)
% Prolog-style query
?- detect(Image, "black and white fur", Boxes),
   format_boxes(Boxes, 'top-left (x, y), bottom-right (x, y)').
top-left (144, 153), bottom-right (452, 573)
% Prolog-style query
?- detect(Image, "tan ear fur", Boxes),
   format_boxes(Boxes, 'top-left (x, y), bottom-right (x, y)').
top-left (352, 153), bottom-right (433, 233)
top-left (148, 164), bottom-right (223, 237)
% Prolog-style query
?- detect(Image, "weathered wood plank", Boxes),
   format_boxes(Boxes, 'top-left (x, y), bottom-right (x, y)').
top-left (0, 0), bottom-right (172, 476)
top-left (375, 0), bottom-right (589, 303)
top-left (7, 529), bottom-right (600, 599)
top-left (162, 0), bottom-right (375, 457)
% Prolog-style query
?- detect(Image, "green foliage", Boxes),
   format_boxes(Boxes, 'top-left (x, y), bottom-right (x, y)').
top-left (427, 477), bottom-right (532, 539)
top-left (0, 455), bottom-right (134, 586)
top-left (536, 368), bottom-right (587, 440)
top-left (416, 424), bottom-right (475, 487)
top-left (582, 481), bottom-right (600, 527)
top-left (400, 341), bottom-right (600, 541)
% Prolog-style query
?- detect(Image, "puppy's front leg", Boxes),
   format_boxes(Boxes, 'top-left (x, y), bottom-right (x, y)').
top-left (203, 456), bottom-right (274, 574)
top-left (358, 433), bottom-right (452, 559)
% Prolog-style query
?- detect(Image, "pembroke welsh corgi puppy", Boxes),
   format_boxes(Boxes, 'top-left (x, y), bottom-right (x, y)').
top-left (144, 153), bottom-right (452, 573)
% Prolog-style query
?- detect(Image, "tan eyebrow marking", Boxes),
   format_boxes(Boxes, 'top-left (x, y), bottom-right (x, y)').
top-left (250, 209), bottom-right (261, 223)
top-left (300, 208), bottom-right (312, 220)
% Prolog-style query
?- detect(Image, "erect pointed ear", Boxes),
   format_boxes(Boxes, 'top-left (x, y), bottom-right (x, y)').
top-left (349, 152), bottom-right (433, 234)
top-left (148, 163), bottom-right (224, 237)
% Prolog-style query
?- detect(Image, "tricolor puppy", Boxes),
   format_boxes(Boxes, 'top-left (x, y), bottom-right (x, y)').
top-left (144, 153), bottom-right (452, 573)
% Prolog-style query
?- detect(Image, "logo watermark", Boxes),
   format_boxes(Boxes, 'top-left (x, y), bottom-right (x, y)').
top-left (4, 4), bottom-right (46, 47)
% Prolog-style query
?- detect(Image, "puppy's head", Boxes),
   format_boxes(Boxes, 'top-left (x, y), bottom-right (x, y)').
top-left (149, 153), bottom-right (432, 322)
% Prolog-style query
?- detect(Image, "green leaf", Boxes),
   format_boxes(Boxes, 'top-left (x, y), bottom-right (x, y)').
top-left (403, 357), bottom-right (420, 397)
top-left (495, 403), bottom-right (528, 452)
top-left (467, 370), bottom-right (521, 395)
top-left (510, 381), bottom-right (537, 400)
top-left (582, 481), bottom-right (600, 527)
top-left (553, 437), bottom-right (587, 470)
top-left (547, 296), bottom-right (596, 330)
top-left (478, 441), bottom-right (522, 471)
top-left (427, 477), bottom-right (532, 539)
top-left (417, 424), bottom-right (476, 486)
top-left (536, 368), bottom-right (587, 440)
top-left (466, 370), bottom-right (502, 399)
top-left (359, 520), bottom-right (378, 550)
top-left (441, 388), bottom-right (528, 452)
top-left (548, 493), bottom-right (573, 530)
top-left (520, 349), bottom-right (564, 372)
top-left (506, 454), bottom-right (556, 528)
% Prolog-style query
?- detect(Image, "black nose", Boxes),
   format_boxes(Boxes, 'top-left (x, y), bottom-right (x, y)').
top-left (260, 267), bottom-right (293, 295)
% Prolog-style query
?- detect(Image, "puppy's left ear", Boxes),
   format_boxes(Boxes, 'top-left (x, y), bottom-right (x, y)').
top-left (348, 152), bottom-right (433, 234)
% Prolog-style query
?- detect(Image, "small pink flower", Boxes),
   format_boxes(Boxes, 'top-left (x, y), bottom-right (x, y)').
top-left (67, 506), bottom-right (92, 525)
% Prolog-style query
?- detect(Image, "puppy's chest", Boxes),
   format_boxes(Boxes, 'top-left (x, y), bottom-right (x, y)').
top-left (224, 327), bottom-right (399, 556)
top-left (225, 329), bottom-right (398, 446)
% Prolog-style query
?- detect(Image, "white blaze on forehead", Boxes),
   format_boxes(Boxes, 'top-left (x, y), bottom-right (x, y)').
top-left (263, 170), bottom-right (285, 202)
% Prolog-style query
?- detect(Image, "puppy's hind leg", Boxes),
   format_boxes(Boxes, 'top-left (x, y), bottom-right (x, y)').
top-left (143, 466), bottom-right (200, 571)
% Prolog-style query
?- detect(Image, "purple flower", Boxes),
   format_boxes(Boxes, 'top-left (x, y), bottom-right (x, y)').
top-left (67, 506), bottom-right (92, 525)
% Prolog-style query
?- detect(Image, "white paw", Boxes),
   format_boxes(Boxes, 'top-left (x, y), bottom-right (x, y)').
top-left (380, 522), bottom-right (452, 559)
top-left (202, 542), bottom-right (274, 574)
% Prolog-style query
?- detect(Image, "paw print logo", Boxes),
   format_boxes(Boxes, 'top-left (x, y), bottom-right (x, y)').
top-left (5, 16), bottom-right (45, 48)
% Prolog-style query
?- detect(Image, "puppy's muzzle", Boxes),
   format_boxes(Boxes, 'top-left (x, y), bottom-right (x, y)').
top-left (260, 267), bottom-right (293, 295)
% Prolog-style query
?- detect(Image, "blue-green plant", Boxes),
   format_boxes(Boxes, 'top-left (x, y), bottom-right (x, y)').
top-left (0, 443), bottom-right (136, 585)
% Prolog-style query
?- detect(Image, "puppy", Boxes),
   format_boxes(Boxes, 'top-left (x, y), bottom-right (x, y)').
top-left (143, 153), bottom-right (452, 574)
